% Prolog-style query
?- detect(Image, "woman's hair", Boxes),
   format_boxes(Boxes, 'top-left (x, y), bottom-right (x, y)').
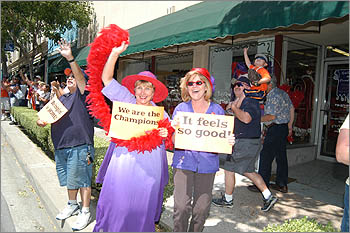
top-left (134, 80), bottom-right (155, 91)
top-left (180, 70), bottom-right (212, 102)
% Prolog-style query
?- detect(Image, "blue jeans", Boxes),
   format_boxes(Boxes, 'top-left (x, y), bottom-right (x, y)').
top-left (55, 144), bottom-right (94, 189)
top-left (341, 183), bottom-right (349, 232)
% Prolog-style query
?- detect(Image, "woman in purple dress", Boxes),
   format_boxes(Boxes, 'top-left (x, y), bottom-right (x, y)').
top-left (93, 42), bottom-right (172, 232)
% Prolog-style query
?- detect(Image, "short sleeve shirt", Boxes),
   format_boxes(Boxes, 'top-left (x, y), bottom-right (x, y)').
top-left (264, 87), bottom-right (293, 124)
top-left (172, 101), bottom-right (225, 173)
top-left (51, 90), bottom-right (94, 150)
top-left (234, 97), bottom-right (261, 138)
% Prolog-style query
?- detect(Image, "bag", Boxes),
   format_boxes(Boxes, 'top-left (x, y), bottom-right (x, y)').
top-left (14, 90), bottom-right (24, 99)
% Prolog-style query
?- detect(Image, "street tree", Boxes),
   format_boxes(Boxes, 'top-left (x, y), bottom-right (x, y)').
top-left (1, 1), bottom-right (93, 79)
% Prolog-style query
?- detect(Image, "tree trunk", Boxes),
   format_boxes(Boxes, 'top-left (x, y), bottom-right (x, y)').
top-left (1, 52), bottom-right (8, 78)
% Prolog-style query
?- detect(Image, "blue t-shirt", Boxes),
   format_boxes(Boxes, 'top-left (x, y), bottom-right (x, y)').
top-left (51, 89), bottom-right (94, 150)
top-left (234, 97), bottom-right (261, 138)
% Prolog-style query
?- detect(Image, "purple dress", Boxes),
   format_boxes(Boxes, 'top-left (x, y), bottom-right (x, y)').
top-left (93, 79), bottom-right (169, 232)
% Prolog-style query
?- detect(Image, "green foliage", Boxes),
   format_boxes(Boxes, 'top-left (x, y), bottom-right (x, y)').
top-left (92, 136), bottom-right (109, 189)
top-left (163, 165), bottom-right (174, 203)
top-left (1, 1), bottom-right (93, 77)
top-left (11, 107), bottom-right (54, 159)
top-left (2, 1), bottom-right (93, 43)
top-left (263, 216), bottom-right (338, 232)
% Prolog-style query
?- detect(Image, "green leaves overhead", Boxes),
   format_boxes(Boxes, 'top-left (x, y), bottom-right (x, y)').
top-left (2, 1), bottom-right (93, 43)
top-left (1, 1), bottom-right (93, 78)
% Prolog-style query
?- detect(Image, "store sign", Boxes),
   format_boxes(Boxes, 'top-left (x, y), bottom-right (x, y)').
top-left (174, 112), bottom-right (234, 154)
top-left (108, 101), bottom-right (164, 140)
top-left (4, 41), bottom-right (14, 52)
top-left (333, 69), bottom-right (349, 101)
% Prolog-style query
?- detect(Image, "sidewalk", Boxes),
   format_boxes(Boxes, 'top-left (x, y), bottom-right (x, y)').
top-left (1, 121), bottom-right (345, 232)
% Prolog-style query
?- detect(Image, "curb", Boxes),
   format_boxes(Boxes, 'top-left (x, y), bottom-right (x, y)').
top-left (1, 122), bottom-right (72, 232)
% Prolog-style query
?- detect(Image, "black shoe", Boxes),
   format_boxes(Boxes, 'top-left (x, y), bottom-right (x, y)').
top-left (270, 183), bottom-right (288, 193)
top-left (261, 195), bottom-right (278, 212)
top-left (212, 193), bottom-right (233, 208)
top-left (247, 185), bottom-right (260, 193)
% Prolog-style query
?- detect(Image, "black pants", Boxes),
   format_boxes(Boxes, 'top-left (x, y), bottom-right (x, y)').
top-left (258, 124), bottom-right (289, 187)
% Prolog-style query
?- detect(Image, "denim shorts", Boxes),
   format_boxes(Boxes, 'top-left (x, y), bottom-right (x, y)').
top-left (55, 144), bottom-right (94, 189)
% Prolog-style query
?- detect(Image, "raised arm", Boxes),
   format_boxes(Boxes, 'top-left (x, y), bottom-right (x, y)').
top-left (57, 39), bottom-right (86, 94)
top-left (243, 47), bottom-right (252, 68)
top-left (50, 81), bottom-right (63, 98)
top-left (102, 41), bottom-right (128, 87)
top-left (19, 69), bottom-right (32, 86)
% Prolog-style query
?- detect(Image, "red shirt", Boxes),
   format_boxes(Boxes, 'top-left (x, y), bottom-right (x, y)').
top-left (1, 88), bottom-right (9, 97)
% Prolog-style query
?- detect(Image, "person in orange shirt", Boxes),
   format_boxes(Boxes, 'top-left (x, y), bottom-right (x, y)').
top-left (243, 47), bottom-right (271, 101)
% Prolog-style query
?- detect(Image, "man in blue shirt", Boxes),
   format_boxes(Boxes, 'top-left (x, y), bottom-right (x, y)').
top-left (212, 74), bottom-right (278, 212)
top-left (37, 39), bottom-right (94, 231)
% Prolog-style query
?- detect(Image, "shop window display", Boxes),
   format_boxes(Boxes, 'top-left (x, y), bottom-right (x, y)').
top-left (285, 47), bottom-right (318, 145)
top-left (162, 71), bottom-right (187, 117)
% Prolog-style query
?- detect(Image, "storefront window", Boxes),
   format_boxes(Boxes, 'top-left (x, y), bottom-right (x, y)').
top-left (155, 52), bottom-right (193, 116)
top-left (284, 38), bottom-right (318, 145)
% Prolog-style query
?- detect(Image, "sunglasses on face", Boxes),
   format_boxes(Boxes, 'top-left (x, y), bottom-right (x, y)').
top-left (233, 82), bottom-right (243, 88)
top-left (187, 81), bottom-right (204, 86)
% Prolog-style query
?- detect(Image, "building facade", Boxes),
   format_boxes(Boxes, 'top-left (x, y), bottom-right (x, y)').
top-left (6, 1), bottom-right (349, 167)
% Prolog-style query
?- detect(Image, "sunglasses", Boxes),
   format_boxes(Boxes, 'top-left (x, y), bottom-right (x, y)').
top-left (187, 81), bottom-right (204, 86)
top-left (233, 82), bottom-right (243, 88)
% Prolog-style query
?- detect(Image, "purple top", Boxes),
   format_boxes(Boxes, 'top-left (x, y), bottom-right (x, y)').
top-left (51, 90), bottom-right (94, 150)
top-left (172, 101), bottom-right (225, 173)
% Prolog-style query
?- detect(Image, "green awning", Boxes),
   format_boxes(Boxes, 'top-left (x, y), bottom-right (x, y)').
top-left (54, 1), bottom-right (349, 68)
top-left (123, 1), bottom-right (349, 56)
top-left (75, 46), bottom-right (90, 66)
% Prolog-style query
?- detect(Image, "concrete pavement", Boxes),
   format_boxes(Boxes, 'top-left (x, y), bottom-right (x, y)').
top-left (1, 120), bottom-right (346, 232)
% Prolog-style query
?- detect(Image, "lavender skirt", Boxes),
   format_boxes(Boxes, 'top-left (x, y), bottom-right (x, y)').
top-left (93, 142), bottom-right (169, 232)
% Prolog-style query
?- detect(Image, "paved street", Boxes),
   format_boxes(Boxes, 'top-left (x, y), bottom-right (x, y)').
top-left (1, 136), bottom-right (58, 232)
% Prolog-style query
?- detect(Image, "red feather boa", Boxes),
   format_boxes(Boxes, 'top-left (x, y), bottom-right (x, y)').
top-left (85, 24), bottom-right (174, 153)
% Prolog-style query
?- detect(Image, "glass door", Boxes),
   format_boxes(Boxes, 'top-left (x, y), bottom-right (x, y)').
top-left (320, 62), bottom-right (349, 157)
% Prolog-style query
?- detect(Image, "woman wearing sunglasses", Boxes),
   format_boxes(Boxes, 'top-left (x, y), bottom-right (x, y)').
top-left (171, 68), bottom-right (233, 232)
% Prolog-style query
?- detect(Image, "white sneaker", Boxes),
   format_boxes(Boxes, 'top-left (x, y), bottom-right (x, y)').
top-left (56, 203), bottom-right (80, 220)
top-left (71, 211), bottom-right (91, 231)
top-left (1, 115), bottom-right (6, 121)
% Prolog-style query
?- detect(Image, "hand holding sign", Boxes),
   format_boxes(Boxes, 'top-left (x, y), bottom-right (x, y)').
top-left (37, 95), bottom-right (68, 124)
top-left (108, 101), bottom-right (164, 140)
top-left (174, 112), bottom-right (234, 154)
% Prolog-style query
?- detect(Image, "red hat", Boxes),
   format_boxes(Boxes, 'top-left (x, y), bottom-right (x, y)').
top-left (190, 68), bottom-right (214, 91)
top-left (64, 68), bottom-right (72, 76)
top-left (121, 71), bottom-right (168, 103)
